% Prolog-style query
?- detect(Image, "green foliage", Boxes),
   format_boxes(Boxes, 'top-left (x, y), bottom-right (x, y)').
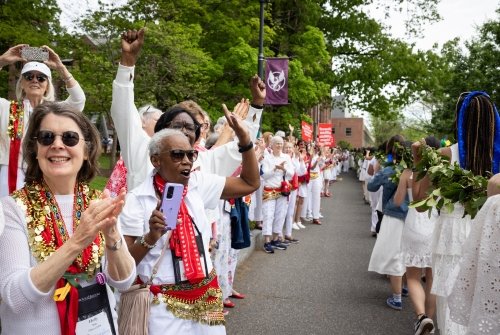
top-left (411, 145), bottom-right (488, 219)
top-left (388, 143), bottom-right (413, 184)
top-left (337, 140), bottom-right (352, 150)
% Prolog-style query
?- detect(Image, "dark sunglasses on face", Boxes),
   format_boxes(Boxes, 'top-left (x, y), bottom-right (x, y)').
top-left (167, 121), bottom-right (200, 133)
top-left (22, 72), bottom-right (48, 83)
top-left (161, 149), bottom-right (199, 162)
top-left (34, 130), bottom-right (82, 147)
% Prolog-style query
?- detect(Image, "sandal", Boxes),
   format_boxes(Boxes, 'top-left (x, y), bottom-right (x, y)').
top-left (284, 236), bottom-right (300, 244)
top-left (230, 291), bottom-right (246, 299)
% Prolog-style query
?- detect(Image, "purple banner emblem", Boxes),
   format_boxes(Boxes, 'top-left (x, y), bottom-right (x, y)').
top-left (264, 57), bottom-right (289, 105)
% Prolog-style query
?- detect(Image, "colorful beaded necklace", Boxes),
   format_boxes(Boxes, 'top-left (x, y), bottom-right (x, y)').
top-left (13, 181), bottom-right (104, 278)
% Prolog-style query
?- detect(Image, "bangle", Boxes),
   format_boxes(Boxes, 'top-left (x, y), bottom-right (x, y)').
top-left (139, 234), bottom-right (156, 249)
top-left (62, 74), bottom-right (73, 83)
top-left (250, 103), bottom-right (264, 109)
top-left (238, 141), bottom-right (254, 153)
top-left (106, 237), bottom-right (123, 251)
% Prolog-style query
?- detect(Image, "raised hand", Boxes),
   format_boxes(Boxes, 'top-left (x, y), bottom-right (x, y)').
top-left (121, 28), bottom-right (145, 67)
top-left (250, 74), bottom-right (266, 106)
top-left (0, 44), bottom-right (27, 67)
top-left (41, 45), bottom-right (64, 70)
top-left (222, 102), bottom-right (251, 147)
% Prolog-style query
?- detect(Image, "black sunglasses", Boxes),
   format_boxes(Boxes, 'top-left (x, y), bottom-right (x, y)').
top-left (34, 130), bottom-right (82, 147)
top-left (161, 149), bottom-right (199, 162)
top-left (167, 121), bottom-right (200, 133)
top-left (22, 72), bottom-right (48, 83)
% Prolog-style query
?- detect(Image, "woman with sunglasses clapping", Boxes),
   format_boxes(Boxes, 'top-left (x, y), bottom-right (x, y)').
top-left (0, 44), bottom-right (86, 197)
top-left (0, 101), bottom-right (135, 334)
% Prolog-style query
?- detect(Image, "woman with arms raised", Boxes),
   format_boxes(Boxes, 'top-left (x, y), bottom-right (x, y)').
top-left (0, 45), bottom-right (85, 196)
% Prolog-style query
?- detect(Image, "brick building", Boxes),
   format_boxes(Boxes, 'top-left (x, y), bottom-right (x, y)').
top-left (331, 117), bottom-right (373, 148)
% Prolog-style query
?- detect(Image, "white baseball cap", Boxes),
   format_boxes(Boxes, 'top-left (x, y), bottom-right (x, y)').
top-left (21, 62), bottom-right (51, 79)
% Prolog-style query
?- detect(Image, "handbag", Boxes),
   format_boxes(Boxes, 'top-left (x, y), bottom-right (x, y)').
top-left (280, 175), bottom-right (291, 196)
top-left (118, 239), bottom-right (169, 335)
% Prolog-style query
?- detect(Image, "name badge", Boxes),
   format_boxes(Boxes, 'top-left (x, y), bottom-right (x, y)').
top-left (76, 283), bottom-right (116, 335)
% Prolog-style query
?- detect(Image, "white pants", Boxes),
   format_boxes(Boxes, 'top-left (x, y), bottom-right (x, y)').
top-left (302, 181), bottom-right (313, 218)
top-left (249, 182), bottom-right (263, 221)
top-left (262, 196), bottom-right (288, 236)
top-left (284, 189), bottom-right (298, 236)
top-left (309, 176), bottom-right (322, 220)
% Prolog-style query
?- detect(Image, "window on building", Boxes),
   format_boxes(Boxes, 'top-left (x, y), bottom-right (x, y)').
top-left (345, 127), bottom-right (352, 136)
top-left (332, 127), bottom-right (335, 134)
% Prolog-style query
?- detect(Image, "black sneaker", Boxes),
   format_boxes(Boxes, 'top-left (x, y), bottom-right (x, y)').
top-left (414, 314), bottom-right (434, 335)
top-left (270, 240), bottom-right (287, 250)
top-left (263, 242), bottom-right (274, 253)
top-left (284, 237), bottom-right (300, 244)
top-left (279, 238), bottom-right (291, 246)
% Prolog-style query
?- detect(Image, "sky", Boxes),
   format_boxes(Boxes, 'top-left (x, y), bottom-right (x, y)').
top-left (370, 0), bottom-right (500, 51)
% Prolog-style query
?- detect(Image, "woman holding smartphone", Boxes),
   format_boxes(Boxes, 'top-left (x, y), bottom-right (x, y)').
top-left (118, 103), bottom-right (260, 334)
top-left (0, 44), bottom-right (85, 196)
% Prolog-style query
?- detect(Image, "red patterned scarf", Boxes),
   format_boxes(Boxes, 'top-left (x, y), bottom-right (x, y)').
top-left (153, 173), bottom-right (205, 284)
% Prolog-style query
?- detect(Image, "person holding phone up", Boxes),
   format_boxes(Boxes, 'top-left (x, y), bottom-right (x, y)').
top-left (0, 44), bottom-right (85, 197)
top-left (118, 104), bottom-right (260, 334)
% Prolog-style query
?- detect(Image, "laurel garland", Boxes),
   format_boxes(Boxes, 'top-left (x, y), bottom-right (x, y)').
top-left (410, 145), bottom-right (488, 219)
top-left (13, 181), bottom-right (104, 279)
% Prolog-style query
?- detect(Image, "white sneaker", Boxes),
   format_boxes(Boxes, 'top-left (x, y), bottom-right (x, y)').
top-left (319, 213), bottom-right (324, 218)
top-left (297, 222), bottom-right (306, 229)
top-left (292, 223), bottom-right (300, 230)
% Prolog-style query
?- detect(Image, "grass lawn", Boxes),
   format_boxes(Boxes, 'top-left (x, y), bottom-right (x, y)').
top-left (89, 154), bottom-right (113, 190)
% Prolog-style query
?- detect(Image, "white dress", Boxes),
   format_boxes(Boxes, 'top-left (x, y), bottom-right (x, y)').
top-left (401, 180), bottom-right (436, 268)
top-left (368, 215), bottom-right (406, 276)
top-left (448, 195), bottom-right (500, 334)
top-left (431, 143), bottom-right (471, 335)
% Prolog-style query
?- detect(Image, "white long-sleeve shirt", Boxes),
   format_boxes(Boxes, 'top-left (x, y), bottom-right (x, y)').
top-left (111, 64), bottom-right (263, 190)
top-left (261, 152), bottom-right (294, 188)
top-left (0, 195), bottom-right (135, 335)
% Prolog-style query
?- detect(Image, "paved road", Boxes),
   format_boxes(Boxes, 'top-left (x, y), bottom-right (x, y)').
top-left (226, 171), bottom-right (423, 335)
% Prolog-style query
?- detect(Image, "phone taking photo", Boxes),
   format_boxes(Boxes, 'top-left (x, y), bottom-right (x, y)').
top-left (160, 183), bottom-right (184, 230)
top-left (21, 46), bottom-right (49, 62)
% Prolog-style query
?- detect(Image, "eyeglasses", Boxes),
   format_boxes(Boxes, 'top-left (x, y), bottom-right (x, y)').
top-left (160, 149), bottom-right (199, 162)
top-left (22, 72), bottom-right (48, 83)
top-left (167, 121), bottom-right (200, 133)
top-left (34, 130), bottom-right (83, 147)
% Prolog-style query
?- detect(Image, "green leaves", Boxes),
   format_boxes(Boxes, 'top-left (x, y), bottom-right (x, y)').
top-left (410, 145), bottom-right (488, 219)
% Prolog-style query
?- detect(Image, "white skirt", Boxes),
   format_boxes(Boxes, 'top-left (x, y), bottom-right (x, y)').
top-left (368, 215), bottom-right (405, 276)
top-left (401, 208), bottom-right (436, 268)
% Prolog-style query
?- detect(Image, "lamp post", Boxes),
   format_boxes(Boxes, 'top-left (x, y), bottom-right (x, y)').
top-left (257, 0), bottom-right (267, 80)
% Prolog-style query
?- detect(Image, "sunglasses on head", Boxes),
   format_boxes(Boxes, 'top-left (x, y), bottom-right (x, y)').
top-left (161, 149), bottom-right (198, 162)
top-left (34, 130), bottom-right (82, 147)
top-left (22, 72), bottom-right (48, 83)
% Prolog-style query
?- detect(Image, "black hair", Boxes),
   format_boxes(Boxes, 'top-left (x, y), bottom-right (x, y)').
top-left (154, 106), bottom-right (201, 144)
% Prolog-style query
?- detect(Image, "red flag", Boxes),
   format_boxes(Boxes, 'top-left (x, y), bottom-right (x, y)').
top-left (317, 123), bottom-right (333, 147)
top-left (265, 58), bottom-right (289, 105)
top-left (301, 121), bottom-right (313, 142)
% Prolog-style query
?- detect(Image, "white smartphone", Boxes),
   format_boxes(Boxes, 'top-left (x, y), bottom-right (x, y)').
top-left (160, 183), bottom-right (184, 230)
top-left (21, 46), bottom-right (49, 62)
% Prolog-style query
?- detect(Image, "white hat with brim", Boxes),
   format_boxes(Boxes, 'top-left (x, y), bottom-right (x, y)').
top-left (21, 62), bottom-right (51, 79)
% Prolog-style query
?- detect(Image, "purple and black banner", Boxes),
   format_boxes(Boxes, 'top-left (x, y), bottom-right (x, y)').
top-left (264, 57), bottom-right (289, 105)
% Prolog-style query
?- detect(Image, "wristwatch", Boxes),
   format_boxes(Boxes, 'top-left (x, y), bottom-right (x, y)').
top-left (106, 237), bottom-right (123, 251)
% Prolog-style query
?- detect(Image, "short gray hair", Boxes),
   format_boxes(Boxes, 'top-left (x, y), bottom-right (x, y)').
top-left (139, 105), bottom-right (162, 121)
top-left (270, 135), bottom-right (284, 145)
top-left (149, 128), bottom-right (186, 156)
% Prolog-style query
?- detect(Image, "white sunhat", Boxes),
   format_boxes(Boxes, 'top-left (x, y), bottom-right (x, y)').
top-left (21, 62), bottom-right (51, 79)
